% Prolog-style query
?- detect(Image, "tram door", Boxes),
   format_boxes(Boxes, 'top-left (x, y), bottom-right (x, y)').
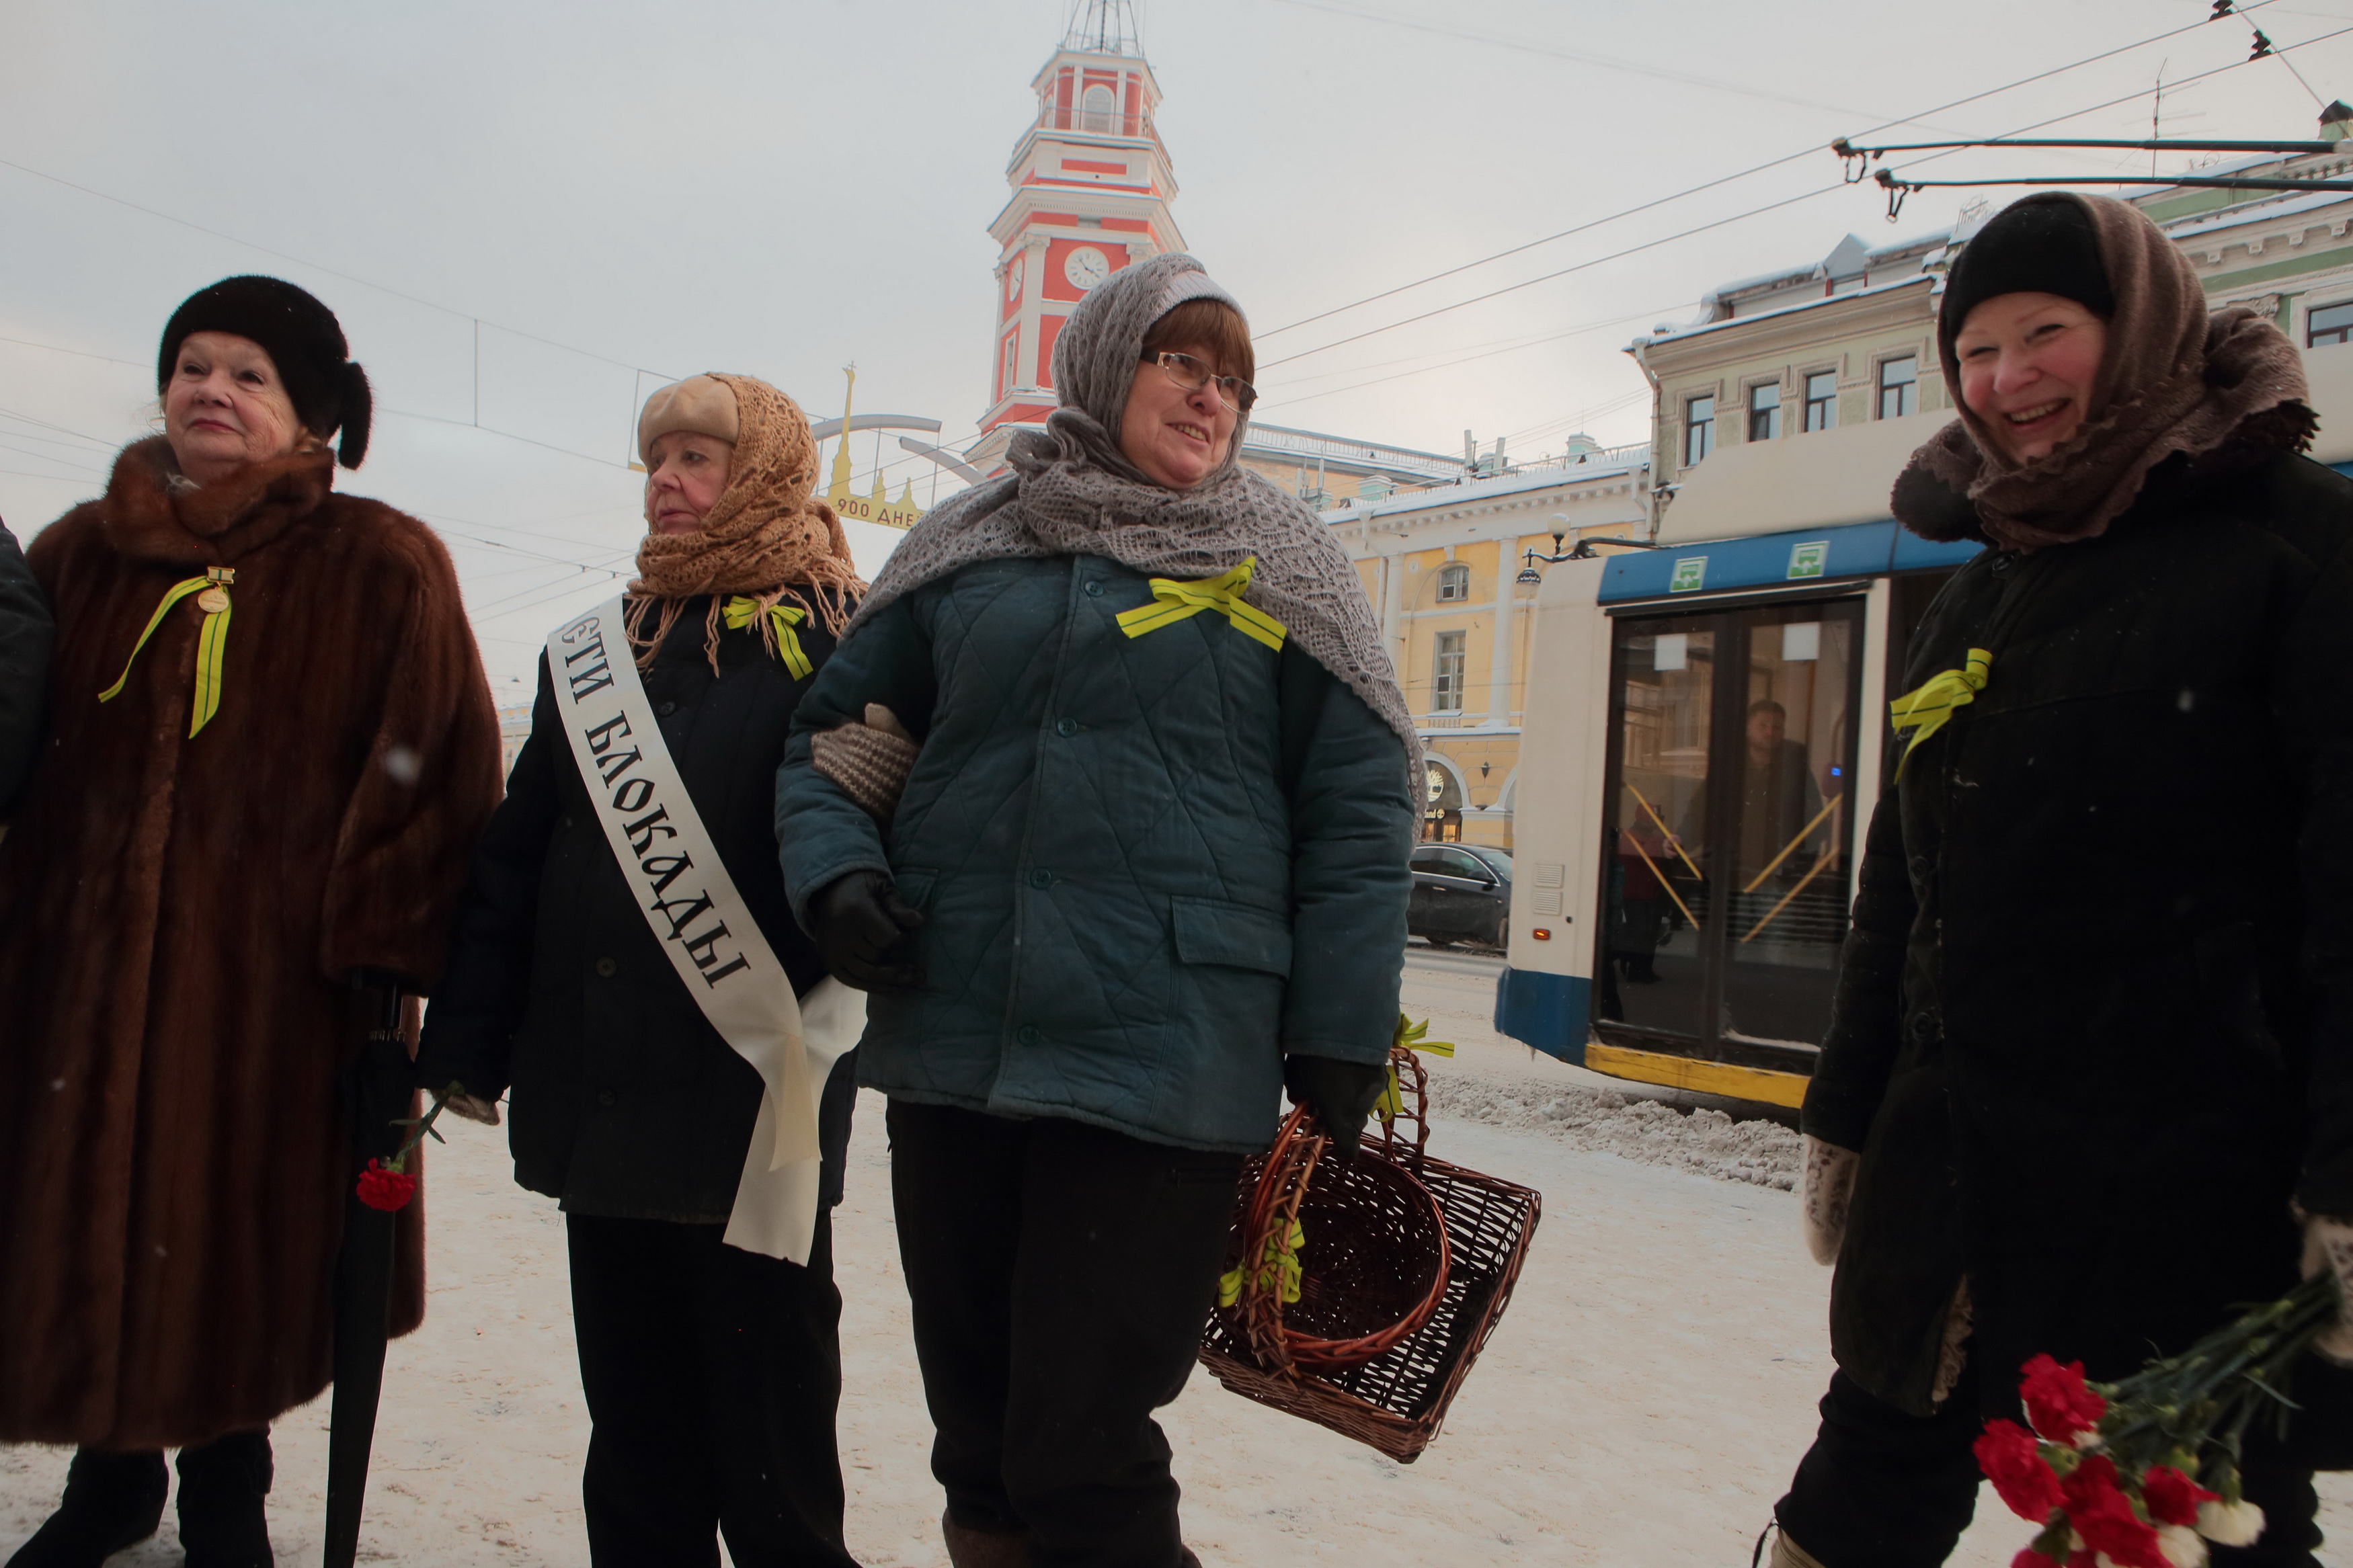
top-left (1597, 597), bottom-right (1864, 1072)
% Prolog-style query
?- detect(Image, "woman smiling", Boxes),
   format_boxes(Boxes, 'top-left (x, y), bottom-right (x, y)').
top-left (779, 253), bottom-right (1417, 1567)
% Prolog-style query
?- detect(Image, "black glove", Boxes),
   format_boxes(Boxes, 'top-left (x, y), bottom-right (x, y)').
top-left (1282, 1053), bottom-right (1390, 1164)
top-left (809, 869), bottom-right (926, 991)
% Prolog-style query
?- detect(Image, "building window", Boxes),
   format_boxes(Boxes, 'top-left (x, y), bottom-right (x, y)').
top-left (1432, 630), bottom-right (1466, 712)
top-left (1877, 355), bottom-right (1918, 419)
top-left (2310, 301), bottom-right (2353, 347)
top-left (1081, 84), bottom-right (1115, 134)
top-left (1436, 563), bottom-right (1470, 602)
top-left (1803, 370), bottom-right (1838, 432)
top-left (1001, 332), bottom-right (1020, 398)
top-left (1747, 382), bottom-right (1782, 442)
top-left (1683, 395), bottom-right (1714, 466)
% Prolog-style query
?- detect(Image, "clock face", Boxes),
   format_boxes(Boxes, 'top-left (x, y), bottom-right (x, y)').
top-left (1006, 255), bottom-right (1024, 303)
top-left (1064, 245), bottom-right (1111, 292)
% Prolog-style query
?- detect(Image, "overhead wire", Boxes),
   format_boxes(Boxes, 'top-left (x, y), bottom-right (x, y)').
top-left (1259, 16), bottom-right (2353, 375)
top-left (1253, 0), bottom-right (2291, 345)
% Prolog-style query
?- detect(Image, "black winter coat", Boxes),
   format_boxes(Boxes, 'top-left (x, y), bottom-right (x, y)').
top-left (0, 520), bottom-right (52, 812)
top-left (419, 598), bottom-right (855, 1224)
top-left (1806, 449), bottom-right (2353, 1417)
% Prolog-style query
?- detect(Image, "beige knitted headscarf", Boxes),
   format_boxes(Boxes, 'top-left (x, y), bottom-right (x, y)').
top-left (627, 372), bottom-right (865, 669)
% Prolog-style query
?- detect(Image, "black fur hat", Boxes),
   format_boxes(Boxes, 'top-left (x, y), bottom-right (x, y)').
top-left (1939, 194), bottom-right (2116, 360)
top-left (158, 276), bottom-right (373, 468)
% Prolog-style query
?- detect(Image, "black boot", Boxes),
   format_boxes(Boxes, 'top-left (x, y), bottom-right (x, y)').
top-left (4, 1448), bottom-right (167, 1567)
top-left (173, 1431), bottom-right (272, 1568)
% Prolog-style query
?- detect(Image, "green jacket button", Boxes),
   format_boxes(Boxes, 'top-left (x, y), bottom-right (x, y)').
top-left (1029, 869), bottom-right (1053, 889)
top-left (1055, 717), bottom-right (1079, 737)
top-left (1084, 581), bottom-right (1105, 597)
top-left (1017, 1026), bottom-right (1041, 1045)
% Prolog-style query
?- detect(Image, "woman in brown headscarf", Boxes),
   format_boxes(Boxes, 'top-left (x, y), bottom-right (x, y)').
top-left (417, 374), bottom-right (867, 1568)
top-left (1764, 194), bottom-right (2353, 1568)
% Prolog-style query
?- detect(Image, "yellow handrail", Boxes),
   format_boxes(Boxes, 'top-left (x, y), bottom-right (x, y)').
top-left (1742, 792), bottom-right (1845, 894)
top-left (1741, 798), bottom-right (1845, 944)
top-left (1624, 781), bottom-right (1704, 882)
top-left (1616, 826), bottom-right (1701, 931)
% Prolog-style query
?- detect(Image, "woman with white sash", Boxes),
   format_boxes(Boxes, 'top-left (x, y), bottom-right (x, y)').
top-left (419, 374), bottom-right (867, 1568)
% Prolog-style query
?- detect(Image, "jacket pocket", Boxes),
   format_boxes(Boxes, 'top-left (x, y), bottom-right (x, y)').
top-left (892, 868), bottom-right (939, 911)
top-left (1170, 895), bottom-right (1293, 977)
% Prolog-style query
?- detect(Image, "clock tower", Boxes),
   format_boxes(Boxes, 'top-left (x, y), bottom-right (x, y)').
top-left (970, 0), bottom-right (1184, 474)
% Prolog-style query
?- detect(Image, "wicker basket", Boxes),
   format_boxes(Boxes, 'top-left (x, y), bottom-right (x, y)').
top-left (1199, 1040), bottom-right (1543, 1462)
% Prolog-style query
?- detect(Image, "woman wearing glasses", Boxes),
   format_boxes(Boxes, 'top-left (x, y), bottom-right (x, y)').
top-left (778, 253), bottom-right (1417, 1568)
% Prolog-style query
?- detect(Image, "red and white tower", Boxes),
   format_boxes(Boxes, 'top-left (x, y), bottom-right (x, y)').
top-left (969, 0), bottom-right (1183, 474)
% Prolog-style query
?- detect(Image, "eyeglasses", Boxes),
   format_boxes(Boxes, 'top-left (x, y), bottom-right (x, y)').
top-left (1144, 351), bottom-right (1257, 414)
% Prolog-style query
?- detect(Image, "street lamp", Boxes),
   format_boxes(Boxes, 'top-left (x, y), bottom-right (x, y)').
top-left (1517, 515), bottom-right (1669, 585)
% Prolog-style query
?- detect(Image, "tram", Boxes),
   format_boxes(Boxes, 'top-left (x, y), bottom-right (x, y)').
top-left (1492, 351), bottom-right (2353, 1108)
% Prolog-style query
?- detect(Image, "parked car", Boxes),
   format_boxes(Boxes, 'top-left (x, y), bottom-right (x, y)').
top-left (1408, 843), bottom-right (1511, 949)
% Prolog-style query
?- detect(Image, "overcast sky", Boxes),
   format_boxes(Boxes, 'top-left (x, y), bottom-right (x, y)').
top-left (7, 0), bottom-right (2353, 700)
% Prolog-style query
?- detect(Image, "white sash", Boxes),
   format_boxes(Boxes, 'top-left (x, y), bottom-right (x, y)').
top-left (547, 597), bottom-right (862, 1264)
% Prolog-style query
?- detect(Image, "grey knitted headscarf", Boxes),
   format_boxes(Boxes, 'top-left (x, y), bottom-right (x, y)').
top-left (848, 252), bottom-right (1417, 768)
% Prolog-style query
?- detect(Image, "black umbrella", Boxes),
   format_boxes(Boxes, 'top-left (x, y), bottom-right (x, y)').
top-left (323, 983), bottom-right (415, 1568)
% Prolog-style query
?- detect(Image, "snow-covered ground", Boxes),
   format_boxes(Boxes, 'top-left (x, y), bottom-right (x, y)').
top-left (6, 950), bottom-right (2350, 1565)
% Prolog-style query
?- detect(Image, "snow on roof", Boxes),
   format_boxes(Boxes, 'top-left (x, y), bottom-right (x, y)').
top-left (1318, 455), bottom-right (1644, 526)
top-left (2162, 188), bottom-right (2353, 240)
top-left (1650, 273), bottom-right (1935, 344)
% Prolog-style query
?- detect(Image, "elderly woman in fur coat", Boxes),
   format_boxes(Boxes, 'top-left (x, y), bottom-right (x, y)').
top-left (1765, 196), bottom-right (2353, 1568)
top-left (0, 276), bottom-right (502, 1568)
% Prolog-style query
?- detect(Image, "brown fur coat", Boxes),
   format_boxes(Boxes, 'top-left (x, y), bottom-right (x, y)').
top-left (0, 438), bottom-right (502, 1448)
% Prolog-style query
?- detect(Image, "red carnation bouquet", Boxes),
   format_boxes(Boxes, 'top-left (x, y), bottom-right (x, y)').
top-left (1976, 1275), bottom-right (2334, 1567)
top-left (352, 1087), bottom-right (473, 1213)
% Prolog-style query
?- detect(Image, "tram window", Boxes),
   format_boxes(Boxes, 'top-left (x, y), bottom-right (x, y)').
top-left (1598, 599), bottom-right (1865, 1072)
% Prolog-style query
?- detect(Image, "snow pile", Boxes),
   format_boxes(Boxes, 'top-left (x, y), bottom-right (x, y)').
top-left (1425, 1077), bottom-right (1802, 1190)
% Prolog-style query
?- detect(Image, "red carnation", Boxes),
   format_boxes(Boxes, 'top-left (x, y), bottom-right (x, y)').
top-left (1975, 1419), bottom-right (2064, 1522)
top-left (355, 1158), bottom-right (417, 1212)
top-left (2009, 1549), bottom-right (2067, 1567)
top-left (2059, 1454), bottom-right (2165, 1568)
top-left (2020, 1354), bottom-right (2108, 1444)
top-left (2139, 1464), bottom-right (2218, 1529)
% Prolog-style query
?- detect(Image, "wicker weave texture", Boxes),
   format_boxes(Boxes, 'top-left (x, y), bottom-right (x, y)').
top-left (1201, 1151), bottom-right (1542, 1462)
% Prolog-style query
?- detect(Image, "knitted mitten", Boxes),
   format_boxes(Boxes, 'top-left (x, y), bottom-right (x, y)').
top-left (1801, 1135), bottom-right (1860, 1266)
top-left (2301, 1210), bottom-right (2353, 1365)
top-left (812, 704), bottom-right (919, 824)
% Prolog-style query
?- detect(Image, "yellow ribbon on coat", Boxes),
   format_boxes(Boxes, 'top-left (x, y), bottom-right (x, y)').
top-left (1115, 557), bottom-right (1287, 652)
top-left (722, 596), bottom-right (813, 679)
top-left (1888, 647), bottom-right (1992, 776)
top-left (97, 567), bottom-right (235, 737)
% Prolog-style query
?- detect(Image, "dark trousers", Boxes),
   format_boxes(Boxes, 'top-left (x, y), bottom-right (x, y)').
top-left (1776, 1368), bottom-right (2322, 1568)
top-left (886, 1099), bottom-right (1243, 1568)
top-left (566, 1212), bottom-right (858, 1568)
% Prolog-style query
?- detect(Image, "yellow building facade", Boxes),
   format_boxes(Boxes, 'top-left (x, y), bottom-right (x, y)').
top-left (1323, 450), bottom-right (1651, 849)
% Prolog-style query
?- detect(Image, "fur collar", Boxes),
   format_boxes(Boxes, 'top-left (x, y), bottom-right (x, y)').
top-left (97, 436), bottom-right (335, 569)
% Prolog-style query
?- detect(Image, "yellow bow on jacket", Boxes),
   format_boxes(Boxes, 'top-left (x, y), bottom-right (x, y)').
top-left (722, 597), bottom-right (813, 679)
top-left (98, 567), bottom-right (236, 737)
top-left (1888, 647), bottom-right (1992, 776)
top-left (1115, 556), bottom-right (1287, 652)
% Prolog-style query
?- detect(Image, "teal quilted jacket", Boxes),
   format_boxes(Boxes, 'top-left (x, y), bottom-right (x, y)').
top-left (774, 553), bottom-right (1413, 1153)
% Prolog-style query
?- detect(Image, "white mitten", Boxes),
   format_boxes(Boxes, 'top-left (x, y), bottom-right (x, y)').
top-left (1802, 1135), bottom-right (1861, 1266)
top-left (2300, 1209), bottom-right (2353, 1366)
